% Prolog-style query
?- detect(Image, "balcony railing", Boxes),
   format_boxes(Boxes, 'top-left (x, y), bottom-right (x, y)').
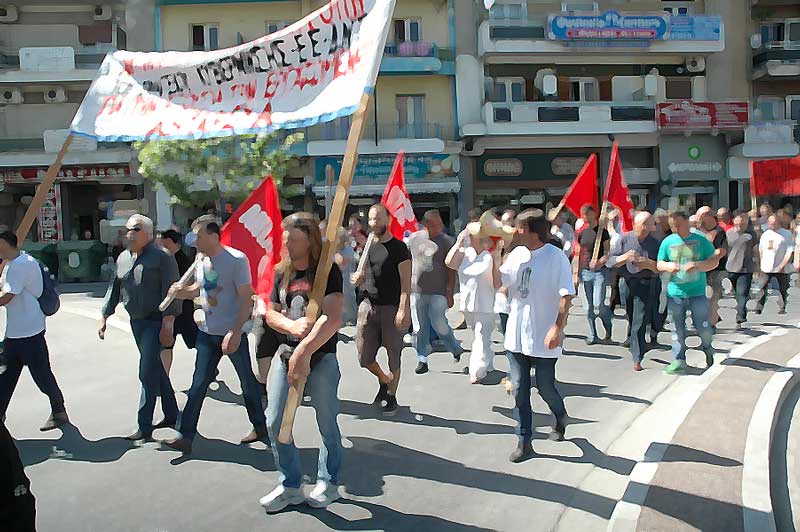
top-left (383, 41), bottom-right (454, 61)
top-left (306, 122), bottom-right (451, 142)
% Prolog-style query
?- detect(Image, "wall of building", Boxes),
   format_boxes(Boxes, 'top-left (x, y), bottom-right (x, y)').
top-left (705, 0), bottom-right (751, 100)
top-left (373, 75), bottom-right (454, 132)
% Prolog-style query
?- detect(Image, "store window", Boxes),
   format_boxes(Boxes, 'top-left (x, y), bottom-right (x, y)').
top-left (191, 24), bottom-right (219, 51)
top-left (393, 19), bottom-right (421, 42)
top-left (396, 95), bottom-right (425, 138)
top-left (665, 77), bottom-right (692, 99)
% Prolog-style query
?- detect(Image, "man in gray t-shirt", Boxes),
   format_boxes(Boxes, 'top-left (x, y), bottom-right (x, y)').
top-left (726, 212), bottom-right (758, 326)
top-left (162, 216), bottom-right (267, 455)
top-left (409, 210), bottom-right (462, 375)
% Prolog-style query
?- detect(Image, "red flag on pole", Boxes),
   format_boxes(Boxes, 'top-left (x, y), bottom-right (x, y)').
top-left (381, 151), bottom-right (418, 240)
top-left (561, 153), bottom-right (599, 218)
top-left (220, 176), bottom-right (283, 303)
top-left (604, 142), bottom-right (636, 232)
top-left (750, 156), bottom-right (800, 196)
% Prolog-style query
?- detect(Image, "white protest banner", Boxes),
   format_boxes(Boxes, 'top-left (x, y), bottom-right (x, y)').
top-left (70, 0), bottom-right (395, 141)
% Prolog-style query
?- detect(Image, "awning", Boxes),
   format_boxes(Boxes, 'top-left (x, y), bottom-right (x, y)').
top-left (0, 147), bottom-right (132, 168)
top-left (313, 180), bottom-right (461, 197)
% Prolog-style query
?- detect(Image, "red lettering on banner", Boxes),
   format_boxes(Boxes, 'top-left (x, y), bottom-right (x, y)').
top-left (146, 122), bottom-right (166, 137)
top-left (122, 59), bottom-right (134, 75)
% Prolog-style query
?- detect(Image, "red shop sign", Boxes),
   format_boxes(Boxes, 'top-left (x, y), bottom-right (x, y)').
top-left (657, 100), bottom-right (749, 131)
top-left (0, 165), bottom-right (131, 182)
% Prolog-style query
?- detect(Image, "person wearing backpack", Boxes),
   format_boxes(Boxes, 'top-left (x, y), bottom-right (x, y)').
top-left (0, 230), bottom-right (67, 431)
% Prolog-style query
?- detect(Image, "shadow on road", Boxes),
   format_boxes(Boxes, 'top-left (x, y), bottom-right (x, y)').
top-left (159, 434), bottom-right (274, 471)
top-left (563, 350), bottom-right (623, 361)
top-left (721, 357), bottom-right (800, 374)
top-left (340, 400), bottom-right (514, 436)
top-left (16, 423), bottom-right (134, 467)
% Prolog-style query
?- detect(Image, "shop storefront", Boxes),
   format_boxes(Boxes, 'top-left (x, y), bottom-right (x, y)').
top-left (311, 153), bottom-right (461, 228)
top-left (658, 135), bottom-right (729, 212)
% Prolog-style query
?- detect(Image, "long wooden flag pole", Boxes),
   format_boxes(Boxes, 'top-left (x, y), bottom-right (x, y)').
top-left (278, 92), bottom-right (372, 445)
top-left (15, 135), bottom-right (74, 243)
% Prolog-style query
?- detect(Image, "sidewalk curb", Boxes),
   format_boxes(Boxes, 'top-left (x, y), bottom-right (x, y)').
top-left (742, 352), bottom-right (800, 532)
top-left (604, 326), bottom-right (793, 532)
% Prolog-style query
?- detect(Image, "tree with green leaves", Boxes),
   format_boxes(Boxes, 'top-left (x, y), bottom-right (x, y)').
top-left (134, 131), bottom-right (304, 209)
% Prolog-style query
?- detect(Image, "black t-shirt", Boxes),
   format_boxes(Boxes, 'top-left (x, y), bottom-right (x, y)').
top-left (360, 237), bottom-right (411, 306)
top-left (704, 226), bottom-right (728, 271)
top-left (270, 264), bottom-right (343, 362)
top-left (578, 226), bottom-right (611, 271)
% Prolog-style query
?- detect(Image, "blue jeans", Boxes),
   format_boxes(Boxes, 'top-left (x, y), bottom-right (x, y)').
top-left (580, 269), bottom-right (613, 341)
top-left (507, 352), bottom-right (566, 443)
top-left (177, 331), bottom-right (266, 441)
top-left (130, 319), bottom-right (178, 434)
top-left (667, 296), bottom-right (714, 361)
top-left (412, 293), bottom-right (462, 362)
top-left (267, 354), bottom-right (342, 488)
top-left (0, 331), bottom-right (65, 418)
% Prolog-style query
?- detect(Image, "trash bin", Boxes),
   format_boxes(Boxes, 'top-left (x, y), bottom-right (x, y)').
top-left (56, 240), bottom-right (106, 282)
top-left (21, 241), bottom-right (58, 277)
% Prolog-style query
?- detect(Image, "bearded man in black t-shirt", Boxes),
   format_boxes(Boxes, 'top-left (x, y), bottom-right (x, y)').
top-left (259, 213), bottom-right (345, 514)
top-left (352, 203), bottom-right (412, 416)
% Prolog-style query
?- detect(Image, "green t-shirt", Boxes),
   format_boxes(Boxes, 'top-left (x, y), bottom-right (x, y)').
top-left (657, 232), bottom-right (715, 298)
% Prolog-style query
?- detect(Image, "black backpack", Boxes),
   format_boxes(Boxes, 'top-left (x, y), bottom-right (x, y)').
top-left (36, 261), bottom-right (60, 316)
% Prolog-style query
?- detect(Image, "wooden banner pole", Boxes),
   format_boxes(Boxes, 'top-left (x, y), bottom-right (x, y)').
top-left (15, 134), bottom-right (74, 243)
top-left (278, 92), bottom-right (372, 445)
top-left (591, 200), bottom-right (609, 265)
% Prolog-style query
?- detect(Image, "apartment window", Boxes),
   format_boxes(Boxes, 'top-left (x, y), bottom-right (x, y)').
top-left (662, 2), bottom-right (694, 17)
top-left (191, 24), bottom-right (219, 51)
top-left (266, 21), bottom-right (287, 35)
top-left (756, 96), bottom-right (786, 120)
top-left (787, 96), bottom-right (800, 122)
top-left (569, 77), bottom-right (598, 102)
top-left (492, 77), bottom-right (525, 103)
top-left (761, 23), bottom-right (785, 47)
top-left (489, 2), bottom-right (527, 20)
top-left (393, 19), bottom-right (421, 42)
top-left (396, 95), bottom-right (426, 138)
top-left (320, 115), bottom-right (352, 140)
top-left (790, 20), bottom-right (800, 43)
top-left (665, 77), bottom-right (692, 99)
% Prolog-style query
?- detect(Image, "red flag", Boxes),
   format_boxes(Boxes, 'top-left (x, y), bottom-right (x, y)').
top-left (562, 153), bottom-right (599, 218)
top-left (751, 156), bottom-right (800, 196)
top-left (220, 176), bottom-right (283, 303)
top-left (381, 152), bottom-right (418, 240)
top-left (604, 142), bottom-right (636, 232)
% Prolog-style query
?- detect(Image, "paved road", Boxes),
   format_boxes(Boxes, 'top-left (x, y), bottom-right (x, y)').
top-left (4, 285), bottom-right (799, 532)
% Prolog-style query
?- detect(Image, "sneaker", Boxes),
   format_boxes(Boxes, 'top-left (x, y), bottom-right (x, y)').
top-left (586, 337), bottom-right (598, 346)
top-left (603, 332), bottom-right (612, 343)
top-left (373, 383), bottom-right (389, 405)
top-left (382, 395), bottom-right (398, 416)
top-left (548, 419), bottom-right (567, 442)
top-left (259, 484), bottom-right (306, 513)
top-left (705, 351), bottom-right (714, 368)
top-left (452, 350), bottom-right (463, 363)
top-left (509, 440), bottom-right (534, 463)
top-left (779, 307), bottom-right (787, 315)
top-left (241, 428), bottom-right (269, 445)
top-left (633, 362), bottom-right (643, 372)
top-left (161, 436), bottom-right (192, 454)
top-left (664, 360), bottom-right (688, 375)
top-left (40, 411), bottom-right (69, 432)
top-left (306, 481), bottom-right (341, 509)
top-left (622, 339), bottom-right (630, 349)
top-left (124, 429), bottom-right (153, 442)
top-left (415, 362), bottom-right (429, 375)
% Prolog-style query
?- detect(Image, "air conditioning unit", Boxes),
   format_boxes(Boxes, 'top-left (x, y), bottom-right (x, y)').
top-left (43, 87), bottom-right (66, 104)
top-left (0, 87), bottom-right (23, 104)
top-left (93, 4), bottom-right (112, 21)
top-left (686, 56), bottom-right (706, 73)
top-left (0, 5), bottom-right (19, 22)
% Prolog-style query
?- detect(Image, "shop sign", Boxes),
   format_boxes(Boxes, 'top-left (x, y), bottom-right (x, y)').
top-left (0, 165), bottom-right (131, 183)
top-left (551, 156), bottom-right (588, 176)
top-left (44, 129), bottom-right (97, 153)
top-left (38, 184), bottom-right (63, 244)
top-left (659, 136), bottom-right (726, 180)
top-left (745, 121), bottom-right (797, 145)
top-left (315, 154), bottom-right (459, 183)
top-left (667, 162), bottom-right (723, 174)
top-left (484, 158), bottom-right (522, 177)
top-left (548, 11), bottom-right (668, 41)
top-left (668, 16), bottom-right (722, 42)
top-left (657, 101), bottom-right (749, 131)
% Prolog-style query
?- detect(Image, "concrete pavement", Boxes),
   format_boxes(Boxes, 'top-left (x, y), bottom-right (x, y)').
top-left (3, 287), bottom-right (800, 531)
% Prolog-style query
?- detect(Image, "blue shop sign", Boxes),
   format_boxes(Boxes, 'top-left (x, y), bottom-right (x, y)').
top-left (669, 15), bottom-right (722, 42)
top-left (549, 11), bottom-right (669, 41)
top-left (315, 154), bottom-right (459, 183)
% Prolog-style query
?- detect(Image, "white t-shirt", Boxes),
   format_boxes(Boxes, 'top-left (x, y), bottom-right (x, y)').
top-left (501, 244), bottom-right (575, 358)
top-left (1, 252), bottom-right (45, 339)
top-left (759, 228), bottom-right (793, 274)
top-left (458, 247), bottom-right (496, 314)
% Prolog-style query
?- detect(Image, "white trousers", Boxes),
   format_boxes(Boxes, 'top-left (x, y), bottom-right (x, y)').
top-left (465, 311), bottom-right (496, 380)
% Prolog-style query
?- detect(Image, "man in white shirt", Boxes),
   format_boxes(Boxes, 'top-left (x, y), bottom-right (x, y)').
top-left (501, 209), bottom-right (575, 463)
top-left (548, 209), bottom-right (575, 261)
top-left (756, 215), bottom-right (793, 314)
top-left (0, 231), bottom-right (67, 431)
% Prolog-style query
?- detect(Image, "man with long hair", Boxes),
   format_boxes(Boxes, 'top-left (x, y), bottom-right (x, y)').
top-left (162, 215), bottom-right (268, 454)
top-left (352, 204), bottom-right (412, 415)
top-left (259, 213), bottom-right (345, 512)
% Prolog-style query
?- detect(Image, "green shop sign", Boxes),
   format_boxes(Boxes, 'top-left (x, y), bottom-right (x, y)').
top-left (478, 153), bottom-right (590, 182)
top-left (315, 154), bottom-right (459, 183)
